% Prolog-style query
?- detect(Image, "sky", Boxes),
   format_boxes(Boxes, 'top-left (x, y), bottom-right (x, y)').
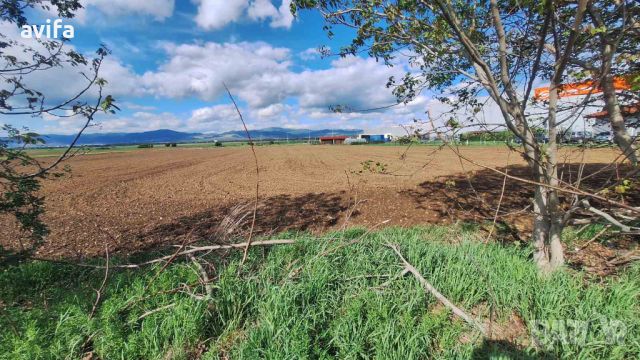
top-left (2, 0), bottom-right (447, 135)
top-left (2, 0), bottom-right (597, 136)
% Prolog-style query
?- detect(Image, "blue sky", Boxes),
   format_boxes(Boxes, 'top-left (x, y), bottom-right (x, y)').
top-left (18, 0), bottom-right (597, 139)
top-left (4, 0), bottom-right (461, 135)
top-left (2, 1), bottom-right (600, 136)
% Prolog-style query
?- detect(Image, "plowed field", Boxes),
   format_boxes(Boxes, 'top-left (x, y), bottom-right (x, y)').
top-left (1, 145), bottom-right (623, 258)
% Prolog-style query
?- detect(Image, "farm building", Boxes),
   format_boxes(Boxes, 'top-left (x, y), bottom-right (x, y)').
top-left (319, 135), bottom-right (348, 144)
top-left (585, 103), bottom-right (639, 137)
top-left (358, 134), bottom-right (393, 143)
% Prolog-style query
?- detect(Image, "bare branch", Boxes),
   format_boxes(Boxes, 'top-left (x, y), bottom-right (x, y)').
top-left (223, 84), bottom-right (260, 265)
top-left (386, 243), bottom-right (487, 336)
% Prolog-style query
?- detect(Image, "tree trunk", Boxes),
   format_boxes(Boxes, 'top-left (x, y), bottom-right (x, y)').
top-left (532, 185), bottom-right (565, 273)
top-left (533, 77), bottom-right (565, 273)
top-left (601, 73), bottom-right (639, 166)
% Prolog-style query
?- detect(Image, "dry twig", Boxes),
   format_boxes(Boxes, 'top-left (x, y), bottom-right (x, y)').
top-left (224, 83), bottom-right (260, 265)
top-left (575, 225), bottom-right (610, 252)
top-left (485, 151), bottom-right (511, 241)
top-left (89, 244), bottom-right (109, 320)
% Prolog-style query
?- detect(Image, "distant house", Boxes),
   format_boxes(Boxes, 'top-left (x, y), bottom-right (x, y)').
top-left (319, 135), bottom-right (348, 144)
top-left (585, 103), bottom-right (639, 137)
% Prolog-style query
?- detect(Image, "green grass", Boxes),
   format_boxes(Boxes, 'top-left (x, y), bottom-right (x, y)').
top-left (1, 226), bottom-right (638, 359)
top-left (22, 141), bottom-right (309, 157)
top-left (24, 146), bottom-right (141, 158)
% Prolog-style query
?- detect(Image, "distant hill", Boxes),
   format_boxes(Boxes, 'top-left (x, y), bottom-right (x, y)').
top-left (39, 127), bottom-right (364, 146)
top-left (199, 127), bottom-right (363, 141)
top-left (42, 129), bottom-right (199, 146)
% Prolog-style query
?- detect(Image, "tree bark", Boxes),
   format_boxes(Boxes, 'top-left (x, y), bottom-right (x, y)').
top-left (531, 174), bottom-right (565, 273)
top-left (601, 72), bottom-right (639, 166)
top-left (533, 76), bottom-right (565, 273)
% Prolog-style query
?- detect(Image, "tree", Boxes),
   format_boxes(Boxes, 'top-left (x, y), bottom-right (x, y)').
top-left (558, 0), bottom-right (640, 165)
top-left (291, 0), bottom-right (637, 272)
top-left (1, 1), bottom-right (118, 255)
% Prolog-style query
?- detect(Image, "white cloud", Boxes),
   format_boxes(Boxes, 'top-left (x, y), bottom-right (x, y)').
top-left (140, 41), bottom-right (402, 115)
top-left (95, 111), bottom-right (182, 133)
top-left (195, 0), bottom-right (294, 30)
top-left (298, 47), bottom-right (323, 60)
top-left (268, 0), bottom-right (294, 28)
top-left (289, 56), bottom-right (400, 111)
top-left (186, 104), bottom-right (239, 132)
top-left (140, 41), bottom-right (291, 105)
top-left (5, 28), bottom-right (496, 135)
top-left (254, 103), bottom-right (288, 119)
top-left (84, 0), bottom-right (174, 20)
top-left (40, 0), bottom-right (175, 23)
top-left (121, 102), bottom-right (157, 111)
top-left (40, 111), bottom-right (182, 134)
top-left (194, 0), bottom-right (248, 30)
top-left (186, 103), bottom-right (301, 132)
top-left (248, 0), bottom-right (279, 20)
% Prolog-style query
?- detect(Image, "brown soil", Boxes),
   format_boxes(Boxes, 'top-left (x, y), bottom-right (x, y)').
top-left (0, 144), bottom-right (633, 261)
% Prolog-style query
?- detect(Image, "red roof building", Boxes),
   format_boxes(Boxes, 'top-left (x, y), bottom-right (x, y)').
top-left (319, 135), bottom-right (348, 144)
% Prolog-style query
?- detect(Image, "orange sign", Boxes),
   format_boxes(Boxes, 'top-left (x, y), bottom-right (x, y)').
top-left (534, 77), bottom-right (631, 100)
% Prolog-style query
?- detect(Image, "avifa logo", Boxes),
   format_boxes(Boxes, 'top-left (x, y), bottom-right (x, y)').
top-left (20, 19), bottom-right (75, 39)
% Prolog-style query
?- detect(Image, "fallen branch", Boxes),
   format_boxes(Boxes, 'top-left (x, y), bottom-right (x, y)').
top-left (385, 243), bottom-right (487, 336)
top-left (89, 244), bottom-right (109, 320)
top-left (36, 239), bottom-right (295, 269)
top-left (607, 250), bottom-right (640, 267)
top-left (570, 218), bottom-right (594, 226)
top-left (120, 239), bottom-right (294, 269)
top-left (134, 303), bottom-right (176, 322)
top-left (581, 200), bottom-right (632, 232)
top-left (188, 255), bottom-right (213, 300)
top-left (575, 224), bottom-right (590, 234)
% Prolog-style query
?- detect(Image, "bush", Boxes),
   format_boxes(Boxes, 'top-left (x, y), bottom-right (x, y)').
top-left (460, 130), bottom-right (514, 142)
top-left (395, 135), bottom-right (419, 144)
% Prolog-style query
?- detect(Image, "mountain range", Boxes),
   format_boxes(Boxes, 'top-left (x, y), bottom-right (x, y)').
top-left (38, 127), bottom-right (364, 146)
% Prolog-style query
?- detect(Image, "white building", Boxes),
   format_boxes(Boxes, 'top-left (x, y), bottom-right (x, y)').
top-left (585, 103), bottom-right (639, 138)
